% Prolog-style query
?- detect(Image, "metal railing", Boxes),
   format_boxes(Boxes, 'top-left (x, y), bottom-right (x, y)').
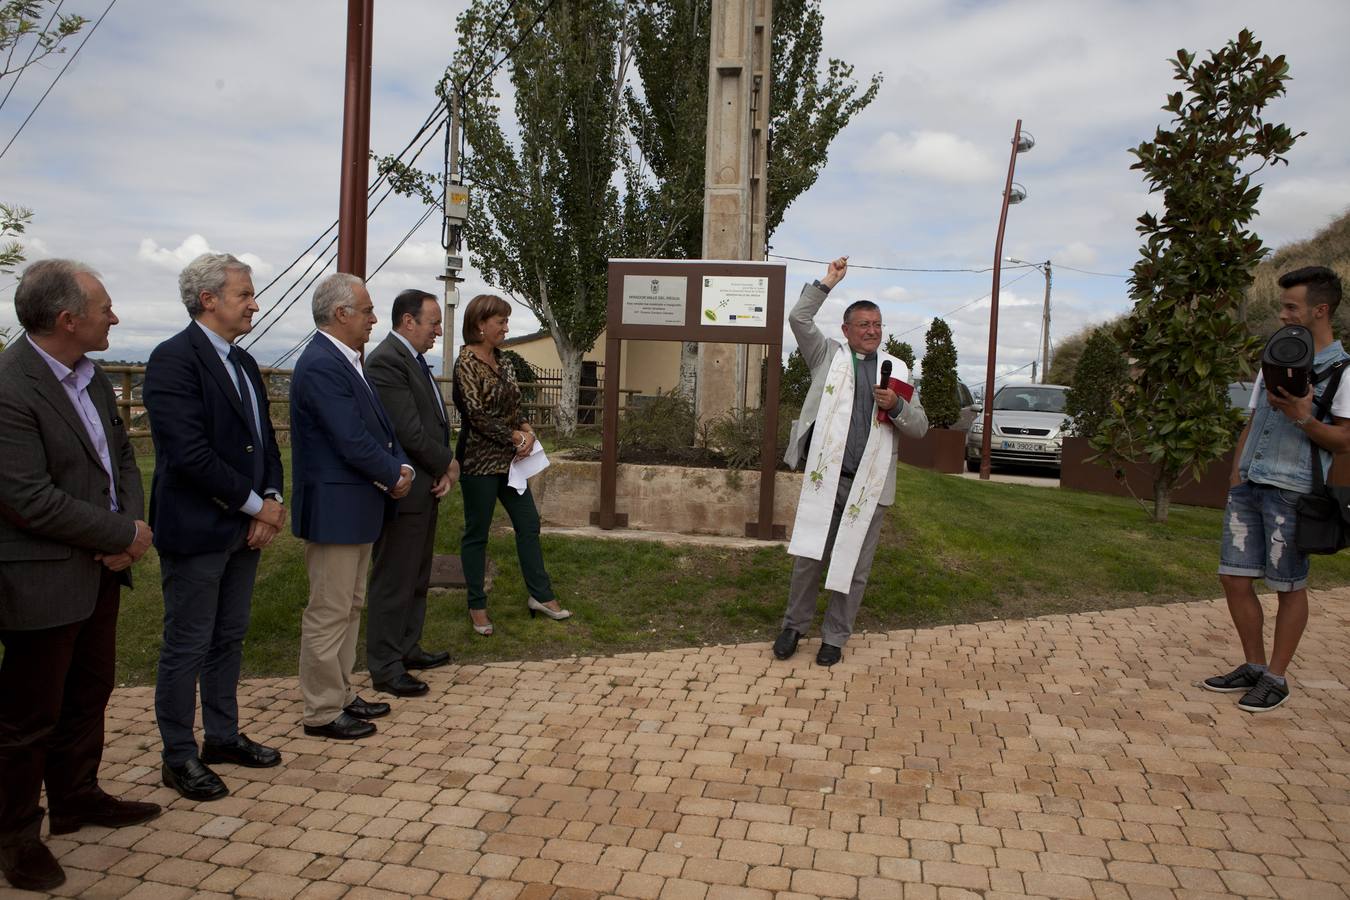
top-left (101, 365), bottom-right (636, 438)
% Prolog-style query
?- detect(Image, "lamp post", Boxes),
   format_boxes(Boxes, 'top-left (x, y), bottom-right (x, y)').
top-left (979, 121), bottom-right (1034, 480)
top-left (1006, 257), bottom-right (1052, 383)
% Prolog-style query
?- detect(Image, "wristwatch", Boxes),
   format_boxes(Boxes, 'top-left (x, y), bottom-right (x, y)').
top-left (1293, 415), bottom-right (1312, 428)
top-left (265, 491), bottom-right (284, 504)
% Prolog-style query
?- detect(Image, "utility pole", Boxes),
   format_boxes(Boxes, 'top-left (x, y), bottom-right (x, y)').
top-left (337, 0), bottom-right (374, 278)
top-left (440, 87), bottom-right (468, 390)
top-left (1039, 259), bottom-right (1052, 383)
top-left (697, 0), bottom-right (772, 424)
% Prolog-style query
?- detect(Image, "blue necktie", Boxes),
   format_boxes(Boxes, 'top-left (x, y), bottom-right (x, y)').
top-left (229, 346), bottom-right (266, 489)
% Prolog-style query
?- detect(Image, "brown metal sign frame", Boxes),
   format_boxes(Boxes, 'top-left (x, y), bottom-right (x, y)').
top-left (598, 259), bottom-right (787, 540)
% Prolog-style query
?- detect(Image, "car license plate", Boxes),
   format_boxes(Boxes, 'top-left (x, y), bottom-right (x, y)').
top-left (1001, 440), bottom-right (1041, 451)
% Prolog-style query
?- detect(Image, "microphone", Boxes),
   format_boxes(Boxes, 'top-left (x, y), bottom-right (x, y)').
top-left (879, 360), bottom-right (891, 390)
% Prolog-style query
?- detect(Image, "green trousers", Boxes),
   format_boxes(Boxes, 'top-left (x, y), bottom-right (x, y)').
top-left (459, 473), bottom-right (556, 609)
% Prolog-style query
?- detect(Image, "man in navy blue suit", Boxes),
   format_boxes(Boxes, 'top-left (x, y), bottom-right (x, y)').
top-left (290, 272), bottom-right (412, 740)
top-left (143, 253), bottom-right (288, 801)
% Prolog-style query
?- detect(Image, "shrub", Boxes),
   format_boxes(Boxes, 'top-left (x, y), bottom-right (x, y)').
top-left (921, 318), bottom-right (960, 428)
top-left (1065, 328), bottom-right (1127, 439)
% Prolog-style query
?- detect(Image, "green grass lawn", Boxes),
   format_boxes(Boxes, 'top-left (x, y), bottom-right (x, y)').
top-left (100, 458), bottom-right (1350, 685)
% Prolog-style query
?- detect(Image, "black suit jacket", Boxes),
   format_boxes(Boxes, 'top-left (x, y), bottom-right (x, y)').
top-left (0, 337), bottom-right (142, 630)
top-left (143, 321), bottom-right (284, 556)
top-left (365, 333), bottom-right (453, 515)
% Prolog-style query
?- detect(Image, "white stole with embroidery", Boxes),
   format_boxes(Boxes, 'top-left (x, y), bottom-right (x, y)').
top-left (788, 342), bottom-right (901, 592)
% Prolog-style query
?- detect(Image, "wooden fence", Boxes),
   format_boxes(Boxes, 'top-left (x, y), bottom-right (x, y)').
top-left (102, 365), bottom-right (636, 438)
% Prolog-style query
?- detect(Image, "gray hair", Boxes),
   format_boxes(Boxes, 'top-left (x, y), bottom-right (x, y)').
top-left (14, 258), bottom-right (100, 335)
top-left (312, 272), bottom-right (365, 326)
top-left (178, 252), bottom-right (252, 317)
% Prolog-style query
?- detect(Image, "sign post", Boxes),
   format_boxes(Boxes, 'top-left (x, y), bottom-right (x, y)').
top-left (600, 259), bottom-right (786, 539)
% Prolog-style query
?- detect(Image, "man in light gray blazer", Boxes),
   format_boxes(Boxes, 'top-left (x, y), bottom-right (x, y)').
top-left (775, 256), bottom-right (928, 666)
top-left (365, 289), bottom-right (458, 697)
top-left (0, 260), bottom-right (161, 892)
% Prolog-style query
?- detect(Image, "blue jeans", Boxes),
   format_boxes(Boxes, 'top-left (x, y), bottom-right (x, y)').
top-left (1218, 481), bottom-right (1310, 592)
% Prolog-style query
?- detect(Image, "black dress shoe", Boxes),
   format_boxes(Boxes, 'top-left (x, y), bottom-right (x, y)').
top-left (0, 839), bottom-right (65, 891)
top-left (373, 673), bottom-right (430, 697)
top-left (816, 642), bottom-right (842, 667)
top-left (344, 695), bottom-right (391, 720)
top-left (773, 628), bottom-right (802, 660)
top-left (403, 649), bottom-right (451, 670)
top-left (161, 759), bottom-right (229, 802)
top-left (303, 711), bottom-right (376, 740)
top-left (201, 733), bottom-right (282, 769)
top-left (49, 791), bottom-right (162, 835)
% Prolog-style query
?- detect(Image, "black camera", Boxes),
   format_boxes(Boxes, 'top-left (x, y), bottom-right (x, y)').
top-left (1261, 325), bottom-right (1314, 398)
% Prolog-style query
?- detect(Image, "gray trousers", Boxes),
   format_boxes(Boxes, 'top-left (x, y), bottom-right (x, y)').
top-left (366, 502), bottom-right (438, 683)
top-left (782, 474), bottom-right (887, 647)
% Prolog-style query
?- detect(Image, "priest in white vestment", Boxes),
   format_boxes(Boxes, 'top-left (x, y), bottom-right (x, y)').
top-left (776, 257), bottom-right (929, 666)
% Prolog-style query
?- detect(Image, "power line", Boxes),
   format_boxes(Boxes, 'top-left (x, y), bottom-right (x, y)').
top-left (769, 252), bottom-right (1029, 275)
top-left (0, 0), bottom-right (65, 114)
top-left (0, 0), bottom-right (116, 162)
top-left (263, 196), bottom-right (443, 368)
top-left (245, 112), bottom-right (448, 342)
top-left (1053, 262), bottom-right (1129, 278)
top-left (888, 270), bottom-right (1036, 339)
top-left (461, 0), bottom-right (561, 96)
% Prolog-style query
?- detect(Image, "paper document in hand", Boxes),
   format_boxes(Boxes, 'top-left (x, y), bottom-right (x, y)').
top-left (507, 439), bottom-right (549, 495)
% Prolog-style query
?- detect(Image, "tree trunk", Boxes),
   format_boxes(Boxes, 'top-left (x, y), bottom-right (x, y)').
top-left (678, 341), bottom-right (698, 401)
top-left (1152, 469), bottom-right (1174, 523)
top-left (556, 342), bottom-right (583, 437)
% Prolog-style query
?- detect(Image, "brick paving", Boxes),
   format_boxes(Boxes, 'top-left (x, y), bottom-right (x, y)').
top-left (7, 589), bottom-right (1350, 899)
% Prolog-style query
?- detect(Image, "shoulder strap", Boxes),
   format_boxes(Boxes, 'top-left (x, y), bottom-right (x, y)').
top-left (1307, 360), bottom-right (1348, 494)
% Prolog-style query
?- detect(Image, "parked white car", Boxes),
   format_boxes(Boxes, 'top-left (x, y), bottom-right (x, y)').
top-left (965, 384), bottom-right (1070, 472)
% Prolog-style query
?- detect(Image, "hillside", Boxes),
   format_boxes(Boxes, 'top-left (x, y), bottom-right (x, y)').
top-left (1245, 207), bottom-right (1350, 337)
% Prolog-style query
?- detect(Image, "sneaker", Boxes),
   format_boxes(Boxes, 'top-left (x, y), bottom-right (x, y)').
top-left (1202, 663), bottom-right (1263, 693)
top-left (1237, 674), bottom-right (1290, 713)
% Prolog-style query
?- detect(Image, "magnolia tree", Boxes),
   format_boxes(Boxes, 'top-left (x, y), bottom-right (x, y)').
top-left (1094, 30), bottom-right (1302, 522)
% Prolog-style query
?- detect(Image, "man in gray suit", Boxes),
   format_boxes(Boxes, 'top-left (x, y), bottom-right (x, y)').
top-left (365, 289), bottom-right (458, 697)
top-left (774, 256), bottom-right (928, 667)
top-left (0, 260), bottom-right (161, 891)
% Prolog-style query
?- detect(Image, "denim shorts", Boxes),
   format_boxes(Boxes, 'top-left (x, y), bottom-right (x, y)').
top-left (1218, 481), bottom-right (1309, 592)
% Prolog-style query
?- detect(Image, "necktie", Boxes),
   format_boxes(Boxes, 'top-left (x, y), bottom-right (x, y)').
top-left (229, 346), bottom-right (266, 489)
top-left (417, 352), bottom-right (448, 424)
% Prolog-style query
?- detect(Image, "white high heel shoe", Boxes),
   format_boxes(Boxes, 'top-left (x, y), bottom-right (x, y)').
top-left (527, 597), bottom-right (572, 620)
top-left (468, 611), bottom-right (493, 636)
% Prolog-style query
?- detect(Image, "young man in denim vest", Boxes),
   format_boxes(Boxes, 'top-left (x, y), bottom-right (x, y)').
top-left (1206, 267), bottom-right (1350, 712)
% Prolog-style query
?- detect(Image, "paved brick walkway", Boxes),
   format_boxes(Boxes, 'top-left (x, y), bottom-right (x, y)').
top-left (8, 590), bottom-right (1350, 900)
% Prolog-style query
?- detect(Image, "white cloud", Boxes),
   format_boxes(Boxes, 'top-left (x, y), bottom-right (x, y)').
top-left (856, 130), bottom-right (997, 183)
top-left (137, 235), bottom-right (274, 278)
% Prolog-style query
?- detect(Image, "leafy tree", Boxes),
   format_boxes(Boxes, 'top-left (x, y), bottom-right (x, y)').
top-left (1047, 316), bottom-right (1125, 387)
top-left (920, 318), bottom-right (959, 429)
top-left (1093, 30), bottom-right (1301, 522)
top-left (1065, 328), bottom-right (1127, 440)
top-left (883, 335), bottom-right (915, 372)
top-left (1, 2), bottom-right (86, 270)
top-left (448, 0), bottom-right (636, 435)
top-left (780, 347), bottom-right (811, 407)
top-left (626, 0), bottom-right (882, 395)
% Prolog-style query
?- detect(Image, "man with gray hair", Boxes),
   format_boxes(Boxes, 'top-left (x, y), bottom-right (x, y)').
top-left (0, 260), bottom-right (160, 891)
top-left (143, 252), bottom-right (288, 801)
top-left (290, 272), bottom-right (412, 740)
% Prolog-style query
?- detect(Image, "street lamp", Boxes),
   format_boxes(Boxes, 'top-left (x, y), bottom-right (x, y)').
top-left (1006, 257), bottom-right (1052, 383)
top-left (979, 121), bottom-right (1034, 481)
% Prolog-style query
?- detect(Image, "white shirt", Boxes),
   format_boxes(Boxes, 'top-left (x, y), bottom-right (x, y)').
top-left (28, 336), bottom-right (118, 511)
top-left (196, 321), bottom-right (271, 516)
top-left (391, 331), bottom-right (447, 422)
top-left (318, 330), bottom-right (372, 392)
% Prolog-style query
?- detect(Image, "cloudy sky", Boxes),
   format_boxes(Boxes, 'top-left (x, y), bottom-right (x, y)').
top-left (2, 0), bottom-right (1347, 392)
